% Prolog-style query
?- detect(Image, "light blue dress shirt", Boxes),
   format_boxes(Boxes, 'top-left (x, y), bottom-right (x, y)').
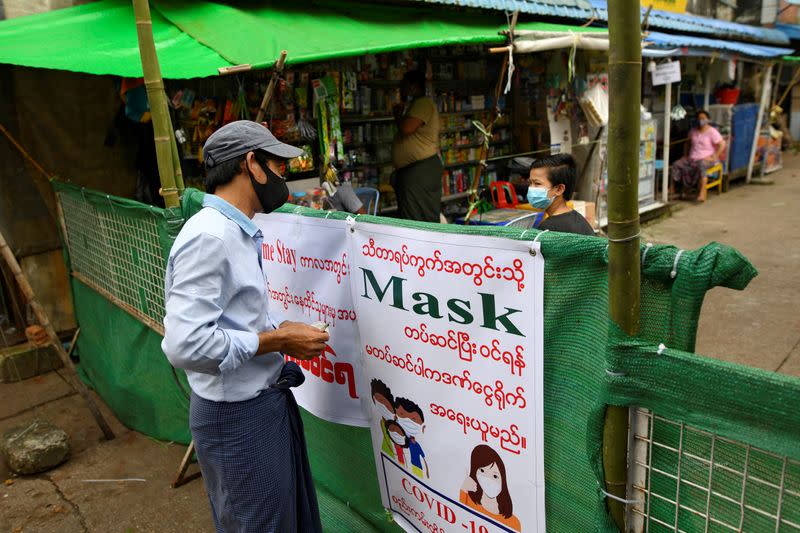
top-left (162, 195), bottom-right (285, 402)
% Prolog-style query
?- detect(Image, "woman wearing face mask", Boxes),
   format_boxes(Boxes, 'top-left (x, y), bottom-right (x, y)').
top-left (670, 110), bottom-right (726, 202)
top-left (527, 153), bottom-right (594, 236)
top-left (460, 445), bottom-right (521, 532)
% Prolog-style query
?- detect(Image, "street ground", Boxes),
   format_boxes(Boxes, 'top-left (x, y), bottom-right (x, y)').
top-left (1, 158), bottom-right (798, 532)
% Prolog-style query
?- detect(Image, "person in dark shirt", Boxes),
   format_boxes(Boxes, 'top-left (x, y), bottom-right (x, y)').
top-left (527, 154), bottom-right (595, 236)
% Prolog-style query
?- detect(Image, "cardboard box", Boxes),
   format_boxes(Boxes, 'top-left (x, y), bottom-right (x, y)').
top-left (571, 201), bottom-right (598, 229)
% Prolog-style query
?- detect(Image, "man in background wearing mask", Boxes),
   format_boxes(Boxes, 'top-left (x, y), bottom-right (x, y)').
top-left (670, 109), bottom-right (726, 202)
top-left (391, 70), bottom-right (443, 222)
top-left (527, 153), bottom-right (594, 236)
top-left (162, 121), bottom-right (328, 532)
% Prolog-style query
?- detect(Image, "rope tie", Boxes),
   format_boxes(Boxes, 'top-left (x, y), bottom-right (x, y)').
top-left (568, 33), bottom-right (578, 82)
top-left (607, 231), bottom-right (641, 243)
top-left (504, 46), bottom-right (515, 95)
top-left (671, 249), bottom-right (685, 279)
top-left (641, 242), bottom-right (654, 266)
top-left (472, 120), bottom-right (493, 167)
top-left (600, 487), bottom-right (643, 505)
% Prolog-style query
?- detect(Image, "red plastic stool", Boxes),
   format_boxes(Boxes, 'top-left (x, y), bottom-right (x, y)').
top-left (489, 181), bottom-right (518, 208)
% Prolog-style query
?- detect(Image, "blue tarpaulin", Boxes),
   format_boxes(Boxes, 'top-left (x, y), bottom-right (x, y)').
top-left (590, 0), bottom-right (789, 45)
top-left (645, 31), bottom-right (794, 59)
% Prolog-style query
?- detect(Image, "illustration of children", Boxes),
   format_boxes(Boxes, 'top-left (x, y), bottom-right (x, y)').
top-left (395, 397), bottom-right (429, 479)
top-left (385, 420), bottom-right (409, 467)
top-left (460, 445), bottom-right (521, 532)
top-left (371, 379), bottom-right (397, 460)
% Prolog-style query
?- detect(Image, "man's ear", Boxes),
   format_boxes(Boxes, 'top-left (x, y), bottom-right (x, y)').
top-left (554, 183), bottom-right (567, 197)
top-left (243, 151), bottom-right (256, 173)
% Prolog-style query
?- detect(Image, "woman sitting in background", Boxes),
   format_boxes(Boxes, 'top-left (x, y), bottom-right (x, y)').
top-left (671, 110), bottom-right (726, 202)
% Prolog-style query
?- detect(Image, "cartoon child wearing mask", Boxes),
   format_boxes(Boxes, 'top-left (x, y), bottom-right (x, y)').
top-left (385, 420), bottom-right (409, 467)
top-left (371, 379), bottom-right (398, 460)
top-left (395, 397), bottom-right (429, 478)
top-left (460, 445), bottom-right (521, 532)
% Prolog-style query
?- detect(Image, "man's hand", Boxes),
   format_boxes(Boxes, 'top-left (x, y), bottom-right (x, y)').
top-left (258, 324), bottom-right (329, 360)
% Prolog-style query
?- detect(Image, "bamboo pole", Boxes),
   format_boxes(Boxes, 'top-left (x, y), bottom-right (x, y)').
top-left (464, 12), bottom-right (517, 224)
top-left (605, 0), bottom-right (642, 529)
top-left (255, 51), bottom-right (288, 124)
top-left (132, 0), bottom-right (180, 209)
top-left (662, 83), bottom-right (672, 204)
top-left (169, 126), bottom-right (185, 194)
top-left (747, 63), bottom-right (774, 183)
top-left (771, 61), bottom-right (783, 111)
top-left (0, 123), bottom-right (58, 222)
top-left (0, 229), bottom-right (115, 440)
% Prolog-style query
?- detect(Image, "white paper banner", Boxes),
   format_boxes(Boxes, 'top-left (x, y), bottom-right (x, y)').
top-left (349, 222), bottom-right (545, 533)
top-left (256, 213), bottom-right (369, 426)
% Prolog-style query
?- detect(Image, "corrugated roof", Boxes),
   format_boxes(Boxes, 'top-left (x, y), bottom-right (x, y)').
top-left (590, 0), bottom-right (789, 45)
top-left (645, 31), bottom-right (794, 59)
top-left (397, 0), bottom-right (593, 19)
top-left (776, 23), bottom-right (800, 41)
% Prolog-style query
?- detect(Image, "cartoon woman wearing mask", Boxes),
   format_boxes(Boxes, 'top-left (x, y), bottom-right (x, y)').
top-left (371, 379), bottom-right (397, 460)
top-left (460, 445), bottom-right (521, 532)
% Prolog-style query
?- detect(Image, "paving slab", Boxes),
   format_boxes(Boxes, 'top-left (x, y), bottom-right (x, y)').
top-left (0, 388), bottom-right (128, 480)
top-left (0, 477), bottom-right (86, 533)
top-left (0, 371), bottom-right (73, 420)
top-left (50, 431), bottom-right (213, 533)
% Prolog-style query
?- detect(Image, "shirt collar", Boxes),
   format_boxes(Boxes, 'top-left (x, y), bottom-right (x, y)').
top-left (203, 194), bottom-right (260, 238)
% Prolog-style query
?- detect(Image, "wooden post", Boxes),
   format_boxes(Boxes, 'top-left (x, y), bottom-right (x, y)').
top-left (747, 63), bottom-right (774, 183)
top-left (662, 83), bottom-right (672, 203)
top-left (255, 51), bottom-right (288, 124)
top-left (606, 0), bottom-right (642, 529)
top-left (0, 229), bottom-right (115, 440)
top-left (132, 0), bottom-right (181, 209)
top-left (771, 61), bottom-right (783, 110)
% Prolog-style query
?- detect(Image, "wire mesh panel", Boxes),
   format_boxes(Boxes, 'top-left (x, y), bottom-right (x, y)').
top-left (58, 192), bottom-right (167, 331)
top-left (628, 408), bottom-right (800, 533)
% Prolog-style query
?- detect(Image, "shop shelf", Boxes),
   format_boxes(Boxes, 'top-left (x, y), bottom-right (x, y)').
top-left (444, 160), bottom-right (482, 168)
top-left (341, 115), bottom-right (394, 124)
top-left (442, 191), bottom-right (472, 202)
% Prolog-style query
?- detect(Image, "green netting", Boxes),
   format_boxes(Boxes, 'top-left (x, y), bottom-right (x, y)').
top-left (53, 182), bottom-right (800, 533)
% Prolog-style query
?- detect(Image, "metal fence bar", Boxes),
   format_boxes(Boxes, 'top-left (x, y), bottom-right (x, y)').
top-left (673, 422), bottom-right (685, 532)
top-left (774, 457), bottom-right (788, 533)
top-left (627, 407), bottom-right (799, 533)
top-left (57, 191), bottom-right (167, 330)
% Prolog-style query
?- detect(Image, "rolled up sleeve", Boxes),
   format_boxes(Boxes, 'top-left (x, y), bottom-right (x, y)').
top-left (162, 233), bottom-right (259, 375)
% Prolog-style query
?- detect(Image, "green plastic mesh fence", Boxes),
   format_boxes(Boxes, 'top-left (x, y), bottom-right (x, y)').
top-left (53, 182), bottom-right (800, 532)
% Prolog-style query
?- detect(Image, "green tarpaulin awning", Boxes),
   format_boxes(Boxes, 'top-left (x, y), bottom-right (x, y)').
top-left (0, 0), bottom-right (604, 79)
top-left (0, 0), bottom-right (232, 78)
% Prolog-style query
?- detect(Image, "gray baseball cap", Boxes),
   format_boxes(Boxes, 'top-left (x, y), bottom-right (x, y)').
top-left (202, 120), bottom-right (304, 168)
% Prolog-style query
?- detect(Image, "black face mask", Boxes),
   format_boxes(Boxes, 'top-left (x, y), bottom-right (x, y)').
top-left (248, 161), bottom-right (289, 214)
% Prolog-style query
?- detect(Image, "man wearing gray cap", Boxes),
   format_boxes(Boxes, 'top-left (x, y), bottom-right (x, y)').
top-left (162, 121), bottom-right (326, 532)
